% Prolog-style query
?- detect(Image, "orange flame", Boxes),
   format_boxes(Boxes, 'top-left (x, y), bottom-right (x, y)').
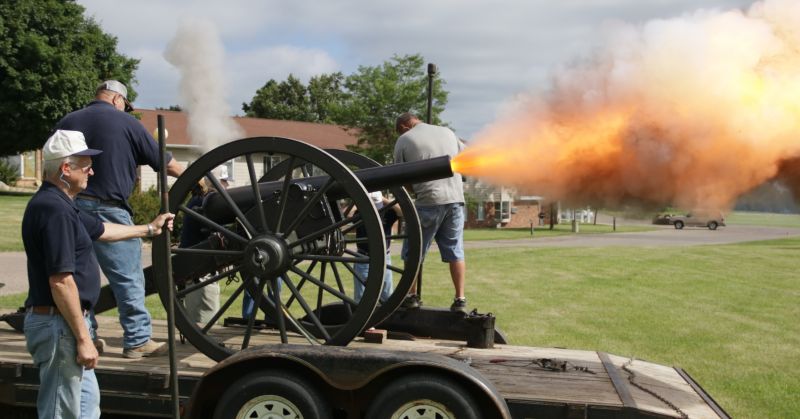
top-left (456, 0), bottom-right (800, 211)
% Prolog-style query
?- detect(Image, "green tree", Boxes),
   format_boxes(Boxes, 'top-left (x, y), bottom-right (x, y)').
top-left (335, 54), bottom-right (448, 164)
top-left (0, 0), bottom-right (139, 155)
top-left (307, 72), bottom-right (344, 123)
top-left (243, 74), bottom-right (314, 121)
top-left (242, 54), bottom-right (448, 164)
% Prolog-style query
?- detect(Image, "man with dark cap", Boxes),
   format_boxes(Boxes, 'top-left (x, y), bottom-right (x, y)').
top-left (23, 129), bottom-right (173, 418)
top-left (55, 80), bottom-right (184, 358)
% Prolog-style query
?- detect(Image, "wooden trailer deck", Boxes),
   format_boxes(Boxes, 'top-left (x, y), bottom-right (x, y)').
top-left (0, 315), bottom-right (727, 418)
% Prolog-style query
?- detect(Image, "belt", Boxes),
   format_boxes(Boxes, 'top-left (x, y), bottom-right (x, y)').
top-left (77, 194), bottom-right (124, 207)
top-left (28, 306), bottom-right (89, 317)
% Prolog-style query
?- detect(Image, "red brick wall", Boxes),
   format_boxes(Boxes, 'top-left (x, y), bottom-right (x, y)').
top-left (465, 201), bottom-right (550, 228)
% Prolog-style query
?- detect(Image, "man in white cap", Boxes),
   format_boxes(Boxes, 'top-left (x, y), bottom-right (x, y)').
top-left (22, 130), bottom-right (174, 418)
top-left (55, 80), bottom-right (184, 358)
top-left (180, 165), bottom-right (230, 323)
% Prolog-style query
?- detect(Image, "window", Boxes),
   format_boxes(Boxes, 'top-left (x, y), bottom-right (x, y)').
top-left (494, 201), bottom-right (510, 221)
top-left (477, 203), bottom-right (485, 221)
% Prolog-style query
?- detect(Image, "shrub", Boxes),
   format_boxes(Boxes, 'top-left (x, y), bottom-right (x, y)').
top-left (128, 186), bottom-right (183, 242)
top-left (0, 159), bottom-right (19, 186)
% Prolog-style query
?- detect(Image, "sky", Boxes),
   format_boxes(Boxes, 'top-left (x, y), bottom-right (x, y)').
top-left (77, 0), bottom-right (754, 140)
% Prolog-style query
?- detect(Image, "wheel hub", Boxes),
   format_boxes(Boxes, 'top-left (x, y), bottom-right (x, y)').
top-left (243, 235), bottom-right (291, 277)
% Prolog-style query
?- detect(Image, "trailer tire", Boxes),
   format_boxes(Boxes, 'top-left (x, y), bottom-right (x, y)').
top-left (366, 373), bottom-right (482, 419)
top-left (213, 370), bottom-right (331, 419)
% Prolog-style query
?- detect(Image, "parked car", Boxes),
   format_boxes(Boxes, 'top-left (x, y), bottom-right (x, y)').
top-left (670, 211), bottom-right (725, 230)
top-left (652, 213), bottom-right (675, 225)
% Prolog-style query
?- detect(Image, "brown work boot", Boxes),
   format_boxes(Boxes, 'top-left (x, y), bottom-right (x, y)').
top-left (123, 340), bottom-right (168, 359)
top-left (93, 338), bottom-right (106, 356)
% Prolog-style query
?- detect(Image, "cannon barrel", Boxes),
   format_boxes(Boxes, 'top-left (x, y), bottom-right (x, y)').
top-left (203, 155), bottom-right (454, 223)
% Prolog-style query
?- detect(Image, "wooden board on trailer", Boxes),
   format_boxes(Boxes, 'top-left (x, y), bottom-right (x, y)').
top-left (0, 314), bottom-right (723, 418)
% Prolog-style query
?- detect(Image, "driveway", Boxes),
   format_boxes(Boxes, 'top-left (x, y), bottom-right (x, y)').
top-left (3, 225), bottom-right (800, 297)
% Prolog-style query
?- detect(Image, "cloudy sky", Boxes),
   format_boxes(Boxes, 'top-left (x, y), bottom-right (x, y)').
top-left (77, 0), bottom-right (754, 139)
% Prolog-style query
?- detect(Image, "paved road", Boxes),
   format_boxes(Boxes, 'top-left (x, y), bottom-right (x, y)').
top-left (3, 225), bottom-right (800, 297)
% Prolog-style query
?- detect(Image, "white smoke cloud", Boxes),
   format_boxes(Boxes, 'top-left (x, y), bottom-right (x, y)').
top-left (164, 19), bottom-right (243, 152)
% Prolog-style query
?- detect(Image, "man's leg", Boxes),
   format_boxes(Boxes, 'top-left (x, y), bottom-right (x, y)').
top-left (25, 312), bottom-right (86, 419)
top-left (380, 254), bottom-right (394, 303)
top-left (435, 204), bottom-right (467, 311)
top-left (78, 201), bottom-right (152, 350)
top-left (80, 317), bottom-right (101, 419)
top-left (449, 260), bottom-right (466, 299)
top-left (353, 262), bottom-right (369, 303)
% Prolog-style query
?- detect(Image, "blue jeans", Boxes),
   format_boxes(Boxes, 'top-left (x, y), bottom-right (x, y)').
top-left (353, 254), bottom-right (393, 303)
top-left (24, 312), bottom-right (100, 419)
top-left (403, 203), bottom-right (465, 262)
top-left (242, 279), bottom-right (282, 318)
top-left (76, 199), bottom-right (151, 349)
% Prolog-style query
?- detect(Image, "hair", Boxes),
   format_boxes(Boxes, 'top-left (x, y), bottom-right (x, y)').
top-left (395, 112), bottom-right (419, 133)
top-left (43, 156), bottom-right (78, 178)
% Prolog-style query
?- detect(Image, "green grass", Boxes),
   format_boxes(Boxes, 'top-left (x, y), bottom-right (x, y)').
top-left (0, 195), bottom-right (30, 251)
top-left (725, 211), bottom-right (800, 228)
top-left (415, 238), bottom-right (800, 419)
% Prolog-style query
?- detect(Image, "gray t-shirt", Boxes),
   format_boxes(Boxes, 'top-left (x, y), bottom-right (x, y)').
top-left (393, 122), bottom-right (465, 206)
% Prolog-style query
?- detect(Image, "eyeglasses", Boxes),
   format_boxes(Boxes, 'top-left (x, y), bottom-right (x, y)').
top-left (68, 162), bottom-right (93, 173)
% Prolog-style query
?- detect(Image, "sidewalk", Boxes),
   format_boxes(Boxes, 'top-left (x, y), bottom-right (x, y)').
top-left (0, 247), bottom-right (152, 298)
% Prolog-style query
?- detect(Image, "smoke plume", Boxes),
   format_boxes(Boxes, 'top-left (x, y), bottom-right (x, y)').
top-left (164, 19), bottom-right (243, 152)
top-left (453, 0), bottom-right (800, 211)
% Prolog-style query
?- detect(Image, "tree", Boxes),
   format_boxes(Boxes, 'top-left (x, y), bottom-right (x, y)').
top-left (243, 75), bottom-right (313, 121)
top-left (334, 54), bottom-right (448, 164)
top-left (307, 72), bottom-right (345, 123)
top-left (242, 54), bottom-right (448, 164)
top-left (0, 0), bottom-right (138, 155)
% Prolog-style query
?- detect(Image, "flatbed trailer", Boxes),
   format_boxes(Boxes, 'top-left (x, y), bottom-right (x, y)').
top-left (0, 316), bottom-right (728, 418)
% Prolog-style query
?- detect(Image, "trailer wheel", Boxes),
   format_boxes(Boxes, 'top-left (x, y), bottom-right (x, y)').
top-left (366, 373), bottom-right (481, 419)
top-left (213, 370), bottom-right (331, 419)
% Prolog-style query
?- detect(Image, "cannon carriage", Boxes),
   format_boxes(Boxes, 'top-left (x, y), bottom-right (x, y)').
top-left (152, 136), bottom-right (456, 361)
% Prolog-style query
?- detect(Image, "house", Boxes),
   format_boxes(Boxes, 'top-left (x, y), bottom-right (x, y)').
top-left (6, 110), bottom-right (360, 191)
top-left (463, 178), bottom-right (551, 228)
top-left (134, 110), bottom-right (359, 191)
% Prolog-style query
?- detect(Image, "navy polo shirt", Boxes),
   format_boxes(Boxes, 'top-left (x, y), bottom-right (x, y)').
top-left (55, 100), bottom-right (169, 214)
top-left (22, 182), bottom-right (106, 310)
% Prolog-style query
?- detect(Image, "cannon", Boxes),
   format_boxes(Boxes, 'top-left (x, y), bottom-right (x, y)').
top-left (150, 137), bottom-right (455, 361)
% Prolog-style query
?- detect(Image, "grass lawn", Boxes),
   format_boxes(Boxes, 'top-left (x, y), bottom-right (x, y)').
top-left (416, 238), bottom-right (800, 419)
top-left (725, 211), bottom-right (800, 228)
top-left (0, 195), bottom-right (30, 251)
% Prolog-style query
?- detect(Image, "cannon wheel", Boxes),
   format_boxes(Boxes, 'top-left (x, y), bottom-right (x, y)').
top-left (153, 137), bottom-right (386, 361)
top-left (323, 149), bottom-right (422, 328)
top-left (255, 150), bottom-right (423, 329)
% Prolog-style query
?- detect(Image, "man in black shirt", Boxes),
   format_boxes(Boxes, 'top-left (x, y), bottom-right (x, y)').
top-left (23, 130), bottom-right (173, 418)
top-left (56, 80), bottom-right (184, 358)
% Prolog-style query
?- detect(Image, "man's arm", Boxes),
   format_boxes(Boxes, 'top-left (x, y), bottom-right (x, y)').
top-left (49, 273), bottom-right (98, 369)
top-left (166, 157), bottom-right (184, 177)
top-left (99, 212), bottom-right (174, 242)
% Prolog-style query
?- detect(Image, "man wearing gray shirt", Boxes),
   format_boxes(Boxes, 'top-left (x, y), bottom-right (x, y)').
top-left (393, 112), bottom-right (467, 312)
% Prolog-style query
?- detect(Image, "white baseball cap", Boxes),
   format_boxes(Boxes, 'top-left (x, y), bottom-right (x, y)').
top-left (97, 80), bottom-right (133, 112)
top-left (43, 130), bottom-right (102, 161)
top-left (215, 165), bottom-right (230, 181)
